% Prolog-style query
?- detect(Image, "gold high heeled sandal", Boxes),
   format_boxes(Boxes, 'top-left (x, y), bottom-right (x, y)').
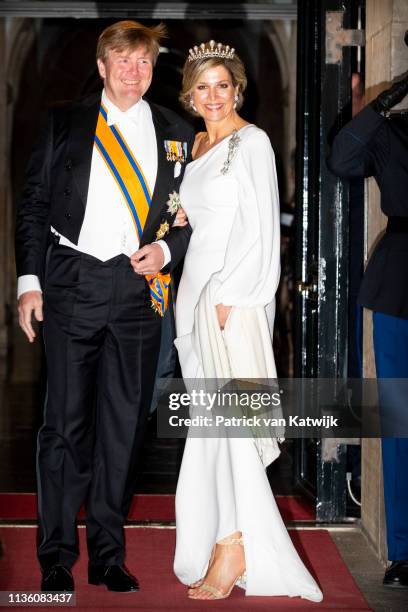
top-left (188, 535), bottom-right (246, 600)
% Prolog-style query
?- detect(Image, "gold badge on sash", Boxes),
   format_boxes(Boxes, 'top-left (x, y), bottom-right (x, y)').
top-left (156, 220), bottom-right (170, 240)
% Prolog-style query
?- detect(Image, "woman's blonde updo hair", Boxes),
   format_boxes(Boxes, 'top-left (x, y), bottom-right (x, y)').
top-left (179, 42), bottom-right (247, 116)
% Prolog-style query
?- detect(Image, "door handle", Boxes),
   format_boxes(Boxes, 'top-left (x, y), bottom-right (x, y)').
top-left (297, 279), bottom-right (318, 300)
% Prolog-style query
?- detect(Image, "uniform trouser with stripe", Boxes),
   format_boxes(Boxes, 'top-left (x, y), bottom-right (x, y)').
top-left (37, 245), bottom-right (162, 570)
top-left (373, 311), bottom-right (408, 561)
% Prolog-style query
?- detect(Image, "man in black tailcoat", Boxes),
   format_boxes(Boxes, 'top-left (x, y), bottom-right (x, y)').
top-left (15, 20), bottom-right (194, 593)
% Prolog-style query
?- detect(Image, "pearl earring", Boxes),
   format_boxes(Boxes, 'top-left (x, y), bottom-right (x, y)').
top-left (233, 94), bottom-right (239, 109)
top-left (190, 97), bottom-right (197, 112)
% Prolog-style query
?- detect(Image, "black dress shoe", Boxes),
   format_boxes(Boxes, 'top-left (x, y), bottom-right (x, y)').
top-left (383, 560), bottom-right (408, 588)
top-left (88, 564), bottom-right (139, 592)
top-left (41, 565), bottom-right (74, 592)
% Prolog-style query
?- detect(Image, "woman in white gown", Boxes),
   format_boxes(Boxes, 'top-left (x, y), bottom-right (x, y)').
top-left (172, 40), bottom-right (323, 603)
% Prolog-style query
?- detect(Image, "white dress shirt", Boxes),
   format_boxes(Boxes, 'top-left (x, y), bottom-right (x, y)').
top-left (18, 90), bottom-right (171, 298)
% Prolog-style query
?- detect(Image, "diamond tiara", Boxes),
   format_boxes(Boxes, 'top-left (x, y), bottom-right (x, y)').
top-left (188, 40), bottom-right (235, 63)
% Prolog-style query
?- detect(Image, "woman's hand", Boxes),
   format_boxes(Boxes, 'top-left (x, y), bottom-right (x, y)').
top-left (216, 304), bottom-right (232, 330)
top-left (173, 207), bottom-right (188, 227)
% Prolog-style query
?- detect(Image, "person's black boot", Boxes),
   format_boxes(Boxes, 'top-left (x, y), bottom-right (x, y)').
top-left (383, 560), bottom-right (408, 588)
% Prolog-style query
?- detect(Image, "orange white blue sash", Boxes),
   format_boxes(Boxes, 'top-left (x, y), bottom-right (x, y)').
top-left (94, 103), bottom-right (170, 316)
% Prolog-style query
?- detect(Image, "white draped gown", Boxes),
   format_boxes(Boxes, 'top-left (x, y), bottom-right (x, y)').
top-left (173, 125), bottom-right (323, 602)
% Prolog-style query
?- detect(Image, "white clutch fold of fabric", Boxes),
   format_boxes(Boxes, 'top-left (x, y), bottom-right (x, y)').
top-left (192, 281), bottom-right (283, 467)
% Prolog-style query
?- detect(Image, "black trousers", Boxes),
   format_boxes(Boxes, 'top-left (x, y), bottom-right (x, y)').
top-left (37, 245), bottom-right (162, 570)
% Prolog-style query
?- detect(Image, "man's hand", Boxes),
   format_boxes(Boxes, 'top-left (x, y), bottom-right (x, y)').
top-left (131, 243), bottom-right (165, 276)
top-left (18, 291), bottom-right (43, 343)
top-left (216, 303), bottom-right (232, 330)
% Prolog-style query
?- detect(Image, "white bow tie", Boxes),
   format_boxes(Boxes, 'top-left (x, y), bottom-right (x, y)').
top-left (106, 103), bottom-right (141, 127)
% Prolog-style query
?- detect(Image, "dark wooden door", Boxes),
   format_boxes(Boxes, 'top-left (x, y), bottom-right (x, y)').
top-left (294, 0), bottom-right (365, 521)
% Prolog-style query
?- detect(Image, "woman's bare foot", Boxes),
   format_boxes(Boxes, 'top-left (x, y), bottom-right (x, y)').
top-left (188, 532), bottom-right (245, 600)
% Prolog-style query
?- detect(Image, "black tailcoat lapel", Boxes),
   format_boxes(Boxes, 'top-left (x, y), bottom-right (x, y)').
top-left (140, 102), bottom-right (177, 247)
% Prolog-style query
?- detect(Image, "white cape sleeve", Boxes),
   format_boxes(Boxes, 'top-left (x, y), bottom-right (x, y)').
top-left (210, 127), bottom-right (281, 307)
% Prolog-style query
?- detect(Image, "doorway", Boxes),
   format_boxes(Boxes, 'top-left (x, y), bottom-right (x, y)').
top-left (3, 11), bottom-right (298, 498)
